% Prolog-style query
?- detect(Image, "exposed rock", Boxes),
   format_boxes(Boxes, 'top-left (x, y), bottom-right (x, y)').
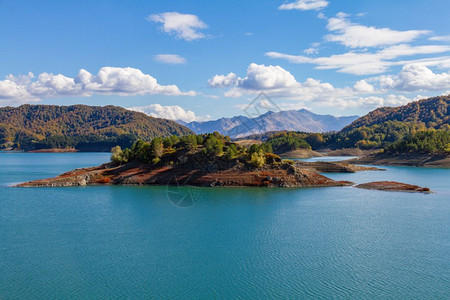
top-left (16, 160), bottom-right (353, 188)
top-left (346, 153), bottom-right (450, 168)
top-left (323, 148), bottom-right (378, 157)
top-left (355, 181), bottom-right (431, 193)
top-left (279, 149), bottom-right (324, 159)
top-left (295, 161), bottom-right (384, 173)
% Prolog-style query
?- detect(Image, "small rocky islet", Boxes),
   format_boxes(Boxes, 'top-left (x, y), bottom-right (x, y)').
top-left (16, 154), bottom-right (357, 188)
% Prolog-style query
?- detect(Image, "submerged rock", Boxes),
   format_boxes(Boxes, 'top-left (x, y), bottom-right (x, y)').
top-left (355, 181), bottom-right (431, 193)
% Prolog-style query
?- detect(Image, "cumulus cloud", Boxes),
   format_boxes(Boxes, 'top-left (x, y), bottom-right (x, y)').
top-left (128, 104), bottom-right (201, 122)
top-left (325, 13), bottom-right (430, 48)
top-left (378, 64), bottom-right (450, 92)
top-left (153, 54), bottom-right (186, 64)
top-left (148, 12), bottom-right (207, 41)
top-left (238, 63), bottom-right (298, 90)
top-left (266, 44), bottom-right (450, 75)
top-left (208, 73), bottom-right (238, 88)
top-left (0, 79), bottom-right (36, 105)
top-left (0, 67), bottom-right (196, 103)
top-left (207, 63), bottom-right (438, 111)
top-left (279, 0), bottom-right (328, 11)
top-left (208, 63), bottom-right (357, 103)
top-left (353, 80), bottom-right (374, 93)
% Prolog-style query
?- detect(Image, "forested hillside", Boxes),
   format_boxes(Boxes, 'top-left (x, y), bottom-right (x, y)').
top-left (0, 105), bottom-right (193, 151)
top-left (344, 95), bottom-right (450, 131)
top-left (386, 130), bottom-right (450, 154)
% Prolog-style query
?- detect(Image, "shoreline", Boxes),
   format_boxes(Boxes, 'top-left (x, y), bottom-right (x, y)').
top-left (345, 153), bottom-right (450, 168)
top-left (28, 148), bottom-right (79, 153)
top-left (15, 161), bottom-right (355, 188)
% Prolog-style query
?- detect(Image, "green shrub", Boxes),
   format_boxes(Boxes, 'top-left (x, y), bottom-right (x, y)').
top-left (249, 150), bottom-right (265, 168)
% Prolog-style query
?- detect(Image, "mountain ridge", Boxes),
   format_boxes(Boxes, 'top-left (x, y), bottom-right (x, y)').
top-left (180, 109), bottom-right (359, 138)
top-left (343, 95), bottom-right (450, 131)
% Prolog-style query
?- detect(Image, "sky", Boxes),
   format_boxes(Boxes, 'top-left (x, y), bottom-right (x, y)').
top-left (1, 0), bottom-right (450, 122)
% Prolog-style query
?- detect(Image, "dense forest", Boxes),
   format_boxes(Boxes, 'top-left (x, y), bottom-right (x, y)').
top-left (0, 105), bottom-right (193, 151)
top-left (385, 130), bottom-right (450, 154)
top-left (245, 121), bottom-right (450, 154)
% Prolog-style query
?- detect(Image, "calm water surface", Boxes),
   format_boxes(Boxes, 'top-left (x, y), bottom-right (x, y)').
top-left (0, 152), bottom-right (449, 299)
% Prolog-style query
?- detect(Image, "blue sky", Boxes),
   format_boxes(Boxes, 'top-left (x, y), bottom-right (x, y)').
top-left (1, 0), bottom-right (449, 121)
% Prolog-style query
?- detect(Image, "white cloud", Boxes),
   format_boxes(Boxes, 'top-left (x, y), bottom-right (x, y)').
top-left (0, 67), bottom-right (196, 103)
top-left (208, 63), bottom-right (356, 102)
top-left (353, 80), bottom-right (374, 93)
top-left (238, 63), bottom-right (298, 90)
top-left (128, 104), bottom-right (201, 122)
top-left (0, 81), bottom-right (35, 104)
top-left (378, 64), bottom-right (450, 92)
top-left (75, 67), bottom-right (194, 96)
top-left (266, 44), bottom-right (450, 75)
top-left (148, 12), bottom-right (207, 41)
top-left (304, 47), bottom-right (318, 54)
top-left (429, 35), bottom-right (450, 42)
top-left (30, 73), bottom-right (85, 98)
top-left (325, 13), bottom-right (430, 48)
top-left (153, 54), bottom-right (186, 64)
top-left (208, 72), bottom-right (237, 88)
top-left (355, 94), bottom-right (414, 109)
top-left (279, 0), bottom-right (328, 11)
top-left (207, 63), bottom-right (441, 111)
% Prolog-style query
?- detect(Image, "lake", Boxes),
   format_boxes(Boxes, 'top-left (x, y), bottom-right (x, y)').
top-left (0, 152), bottom-right (449, 299)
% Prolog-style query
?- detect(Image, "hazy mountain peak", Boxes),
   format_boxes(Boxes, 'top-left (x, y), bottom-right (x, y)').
top-left (181, 109), bottom-right (359, 138)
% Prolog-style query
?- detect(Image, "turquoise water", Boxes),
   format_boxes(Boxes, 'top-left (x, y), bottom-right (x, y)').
top-left (0, 153), bottom-right (449, 299)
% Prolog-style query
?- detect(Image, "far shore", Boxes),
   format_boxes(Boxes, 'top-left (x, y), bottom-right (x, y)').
top-left (28, 148), bottom-right (79, 153)
top-left (345, 153), bottom-right (450, 168)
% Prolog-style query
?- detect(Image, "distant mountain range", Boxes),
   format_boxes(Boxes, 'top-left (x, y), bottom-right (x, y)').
top-left (179, 109), bottom-right (359, 138)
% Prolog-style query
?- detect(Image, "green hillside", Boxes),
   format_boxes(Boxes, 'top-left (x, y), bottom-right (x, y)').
top-left (386, 130), bottom-right (450, 155)
top-left (0, 105), bottom-right (193, 151)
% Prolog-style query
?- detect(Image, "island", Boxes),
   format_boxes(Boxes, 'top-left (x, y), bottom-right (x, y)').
top-left (16, 133), bottom-right (355, 188)
top-left (16, 133), bottom-right (430, 193)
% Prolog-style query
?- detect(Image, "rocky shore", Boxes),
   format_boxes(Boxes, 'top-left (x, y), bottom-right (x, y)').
top-left (355, 181), bottom-right (431, 193)
top-left (345, 153), bottom-right (450, 168)
top-left (279, 149), bottom-right (324, 159)
top-left (15, 153), bottom-right (430, 192)
top-left (295, 161), bottom-right (383, 173)
top-left (16, 161), bottom-right (354, 188)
